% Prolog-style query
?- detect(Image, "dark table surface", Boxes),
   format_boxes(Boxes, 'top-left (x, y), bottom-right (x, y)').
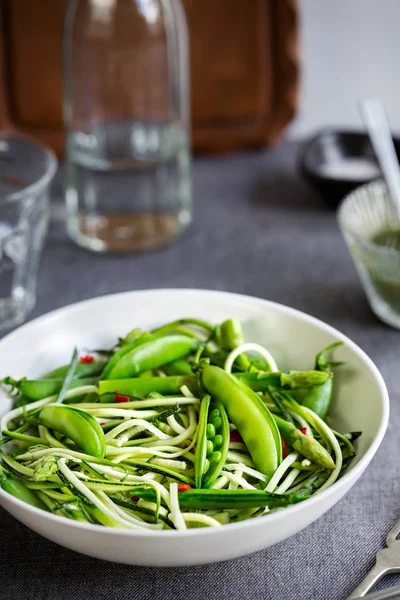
top-left (1, 142), bottom-right (399, 600)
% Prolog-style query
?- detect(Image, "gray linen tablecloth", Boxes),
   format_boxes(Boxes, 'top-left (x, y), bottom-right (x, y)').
top-left (1, 142), bottom-right (399, 600)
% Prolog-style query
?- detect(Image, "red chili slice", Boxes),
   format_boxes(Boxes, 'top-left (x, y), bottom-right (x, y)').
top-left (230, 430), bottom-right (243, 443)
top-left (79, 354), bottom-right (95, 364)
top-left (300, 427), bottom-right (307, 435)
top-left (281, 437), bottom-right (289, 459)
top-left (115, 394), bottom-right (130, 403)
top-left (177, 484), bottom-right (191, 492)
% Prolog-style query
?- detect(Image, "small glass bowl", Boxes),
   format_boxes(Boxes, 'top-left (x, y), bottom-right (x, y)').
top-left (337, 179), bottom-right (400, 329)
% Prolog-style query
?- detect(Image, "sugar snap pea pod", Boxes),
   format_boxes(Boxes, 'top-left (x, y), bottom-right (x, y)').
top-left (203, 401), bottom-right (230, 488)
top-left (0, 467), bottom-right (49, 511)
top-left (102, 333), bottom-right (155, 379)
top-left (3, 377), bottom-right (98, 401)
top-left (38, 405), bottom-right (105, 458)
top-left (290, 343), bottom-right (343, 419)
top-left (273, 414), bottom-right (335, 469)
top-left (200, 364), bottom-right (282, 478)
top-left (235, 370), bottom-right (331, 392)
top-left (98, 375), bottom-right (199, 398)
top-left (106, 334), bottom-right (199, 380)
top-left (124, 488), bottom-right (308, 510)
top-left (194, 395), bottom-right (212, 488)
top-left (163, 359), bottom-right (194, 376)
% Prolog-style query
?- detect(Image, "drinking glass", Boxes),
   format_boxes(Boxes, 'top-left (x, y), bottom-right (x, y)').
top-left (0, 133), bottom-right (57, 330)
top-left (338, 179), bottom-right (400, 329)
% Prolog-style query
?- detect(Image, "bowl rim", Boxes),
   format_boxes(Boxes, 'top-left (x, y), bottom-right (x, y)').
top-left (0, 288), bottom-right (390, 538)
top-left (337, 178), bottom-right (400, 258)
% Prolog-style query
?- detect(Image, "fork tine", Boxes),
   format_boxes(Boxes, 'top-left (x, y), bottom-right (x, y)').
top-left (386, 518), bottom-right (400, 547)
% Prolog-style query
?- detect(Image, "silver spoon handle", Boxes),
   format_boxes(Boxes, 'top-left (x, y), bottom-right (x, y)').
top-left (359, 97), bottom-right (400, 215)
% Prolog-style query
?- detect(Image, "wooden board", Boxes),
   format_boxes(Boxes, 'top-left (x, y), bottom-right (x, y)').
top-left (0, 0), bottom-right (298, 154)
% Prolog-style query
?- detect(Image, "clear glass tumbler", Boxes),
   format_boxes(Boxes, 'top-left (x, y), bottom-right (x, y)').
top-left (0, 134), bottom-right (57, 331)
top-left (337, 179), bottom-right (400, 329)
top-left (63, 0), bottom-right (192, 253)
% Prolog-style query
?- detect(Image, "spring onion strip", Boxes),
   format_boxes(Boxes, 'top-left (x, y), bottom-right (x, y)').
top-left (180, 385), bottom-right (195, 398)
top-left (178, 413), bottom-right (190, 428)
top-left (151, 458), bottom-right (187, 470)
top-left (265, 452), bottom-right (299, 492)
top-left (169, 483), bottom-right (186, 530)
top-left (138, 499), bottom-right (169, 517)
top-left (223, 470), bottom-right (257, 490)
top-left (228, 442), bottom-right (247, 452)
top-left (223, 463), bottom-right (268, 483)
top-left (182, 513), bottom-right (222, 527)
top-left (121, 436), bottom-right (160, 447)
top-left (210, 475), bottom-right (229, 489)
top-left (226, 451), bottom-right (255, 468)
top-left (274, 468), bottom-right (301, 494)
top-left (105, 420), bottom-right (170, 442)
top-left (147, 415), bottom-right (196, 448)
top-left (114, 426), bottom-right (144, 446)
top-left (224, 343), bottom-right (279, 373)
top-left (167, 415), bottom-right (186, 435)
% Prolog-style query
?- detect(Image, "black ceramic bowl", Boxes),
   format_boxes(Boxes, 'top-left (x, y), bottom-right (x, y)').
top-left (298, 129), bottom-right (400, 208)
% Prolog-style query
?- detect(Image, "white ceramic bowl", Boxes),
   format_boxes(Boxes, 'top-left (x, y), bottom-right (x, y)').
top-left (0, 289), bottom-right (389, 566)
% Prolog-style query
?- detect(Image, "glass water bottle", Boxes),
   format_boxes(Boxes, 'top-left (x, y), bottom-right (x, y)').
top-left (63, 0), bottom-right (192, 252)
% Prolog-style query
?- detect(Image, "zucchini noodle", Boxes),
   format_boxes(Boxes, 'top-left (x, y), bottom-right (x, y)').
top-left (224, 343), bottom-right (279, 374)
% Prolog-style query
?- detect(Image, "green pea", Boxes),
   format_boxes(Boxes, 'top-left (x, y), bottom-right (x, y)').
top-left (203, 458), bottom-right (210, 474)
top-left (212, 434), bottom-right (223, 449)
top-left (209, 408), bottom-right (220, 420)
top-left (206, 440), bottom-right (214, 455)
top-left (210, 451), bottom-right (222, 464)
top-left (211, 416), bottom-right (222, 430)
top-left (206, 423), bottom-right (215, 438)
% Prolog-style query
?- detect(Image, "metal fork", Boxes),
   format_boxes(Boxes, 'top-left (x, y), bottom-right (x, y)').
top-left (347, 518), bottom-right (400, 599)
